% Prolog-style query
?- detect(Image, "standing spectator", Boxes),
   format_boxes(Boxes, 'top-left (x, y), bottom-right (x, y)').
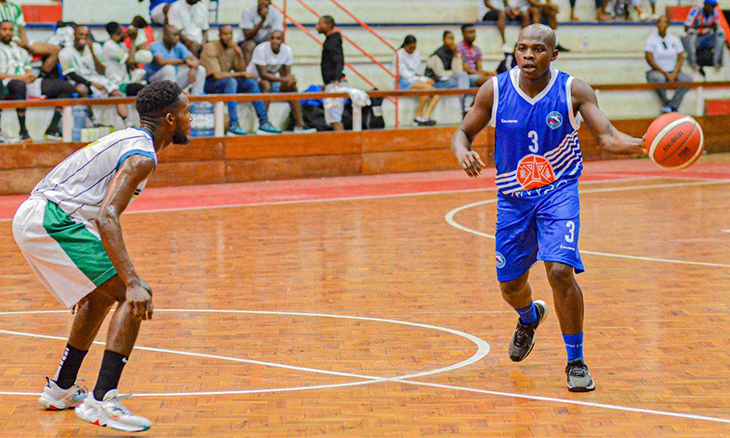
top-left (394, 35), bottom-right (439, 126)
top-left (425, 31), bottom-right (469, 116)
top-left (682, 0), bottom-right (726, 71)
top-left (457, 24), bottom-right (495, 88)
top-left (149, 0), bottom-right (176, 25)
top-left (200, 25), bottom-right (280, 135)
top-left (239, 0), bottom-right (284, 67)
top-left (479, 0), bottom-right (509, 47)
top-left (646, 16), bottom-right (692, 113)
top-left (59, 26), bottom-right (131, 126)
top-left (146, 26), bottom-right (206, 95)
top-left (0, 20), bottom-right (75, 141)
top-left (0, 0), bottom-right (61, 78)
top-left (167, 0), bottom-right (209, 56)
top-left (248, 31), bottom-right (313, 133)
top-left (103, 22), bottom-right (146, 97)
top-left (316, 15), bottom-right (347, 132)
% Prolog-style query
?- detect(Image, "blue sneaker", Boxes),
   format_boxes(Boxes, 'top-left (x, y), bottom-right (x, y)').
top-left (227, 124), bottom-right (247, 136)
top-left (256, 122), bottom-right (282, 135)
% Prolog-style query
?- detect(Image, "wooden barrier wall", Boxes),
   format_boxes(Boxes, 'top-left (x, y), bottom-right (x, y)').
top-left (1, 115), bottom-right (729, 196)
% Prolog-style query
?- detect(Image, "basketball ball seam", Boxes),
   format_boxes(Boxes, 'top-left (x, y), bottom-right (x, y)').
top-left (648, 116), bottom-right (691, 160)
top-left (672, 122), bottom-right (705, 170)
top-left (655, 121), bottom-right (697, 166)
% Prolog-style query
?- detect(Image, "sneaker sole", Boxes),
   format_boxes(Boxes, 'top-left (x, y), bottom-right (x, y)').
top-left (75, 404), bottom-right (151, 432)
top-left (38, 395), bottom-right (74, 410)
top-left (256, 130), bottom-right (281, 135)
top-left (509, 300), bottom-right (548, 362)
top-left (568, 380), bottom-right (596, 392)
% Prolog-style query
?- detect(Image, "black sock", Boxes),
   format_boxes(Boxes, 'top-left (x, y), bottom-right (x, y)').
top-left (93, 350), bottom-right (128, 401)
top-left (17, 110), bottom-right (27, 134)
top-left (53, 344), bottom-right (88, 390)
top-left (48, 109), bottom-right (63, 132)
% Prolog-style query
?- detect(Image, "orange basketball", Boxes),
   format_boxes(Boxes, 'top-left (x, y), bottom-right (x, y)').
top-left (645, 113), bottom-right (704, 170)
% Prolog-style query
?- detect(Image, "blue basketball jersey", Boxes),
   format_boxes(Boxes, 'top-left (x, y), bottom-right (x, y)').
top-left (490, 67), bottom-right (583, 197)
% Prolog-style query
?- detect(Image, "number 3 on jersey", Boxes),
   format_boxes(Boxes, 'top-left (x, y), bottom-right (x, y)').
top-left (528, 131), bottom-right (539, 153)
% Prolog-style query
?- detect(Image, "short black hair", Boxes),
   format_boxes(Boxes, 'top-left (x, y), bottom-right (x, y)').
top-left (135, 80), bottom-right (183, 120)
top-left (400, 34), bottom-right (417, 49)
top-left (321, 15), bottom-right (335, 26)
top-left (461, 23), bottom-right (474, 32)
top-left (0, 20), bottom-right (12, 27)
top-left (106, 21), bottom-right (120, 37)
top-left (131, 15), bottom-right (148, 28)
top-left (443, 30), bottom-right (453, 39)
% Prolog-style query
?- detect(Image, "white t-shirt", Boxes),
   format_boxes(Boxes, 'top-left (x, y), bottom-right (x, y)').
top-left (102, 39), bottom-right (129, 84)
top-left (0, 40), bottom-right (30, 77)
top-left (31, 128), bottom-right (157, 223)
top-left (394, 48), bottom-right (426, 83)
top-left (60, 44), bottom-right (97, 78)
top-left (479, 0), bottom-right (504, 17)
top-left (509, 0), bottom-right (530, 9)
top-left (240, 5), bottom-right (284, 44)
top-left (168, 0), bottom-right (209, 45)
top-left (246, 41), bottom-right (293, 77)
top-left (644, 32), bottom-right (684, 72)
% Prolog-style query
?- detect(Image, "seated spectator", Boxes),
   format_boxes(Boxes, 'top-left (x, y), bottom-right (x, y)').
top-left (631, 0), bottom-right (657, 21)
top-left (646, 16), bottom-right (693, 113)
top-left (682, 0), bottom-right (726, 71)
top-left (479, 0), bottom-right (509, 47)
top-left (200, 24), bottom-right (280, 135)
top-left (0, 20), bottom-right (74, 142)
top-left (248, 31), bottom-right (313, 133)
top-left (149, 0), bottom-right (176, 25)
top-left (527, 0), bottom-right (569, 51)
top-left (596, 0), bottom-right (611, 21)
top-left (167, 0), bottom-right (209, 56)
top-left (126, 16), bottom-right (154, 65)
top-left (103, 22), bottom-right (146, 97)
top-left (316, 15), bottom-right (347, 131)
top-left (496, 44), bottom-right (517, 74)
top-left (59, 26), bottom-right (131, 127)
top-left (394, 35), bottom-right (439, 126)
top-left (240, 0), bottom-right (284, 66)
top-left (506, 0), bottom-right (532, 28)
top-left (425, 31), bottom-right (469, 115)
top-left (0, 0), bottom-right (61, 78)
top-left (146, 26), bottom-right (205, 95)
top-left (457, 24), bottom-right (495, 88)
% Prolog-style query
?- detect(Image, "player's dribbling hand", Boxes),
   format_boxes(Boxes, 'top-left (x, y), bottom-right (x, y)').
top-left (458, 150), bottom-right (486, 178)
top-left (127, 281), bottom-right (153, 320)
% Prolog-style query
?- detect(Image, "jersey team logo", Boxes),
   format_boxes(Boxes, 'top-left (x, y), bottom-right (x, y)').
top-left (516, 155), bottom-right (556, 189)
top-left (495, 252), bottom-right (506, 268)
top-left (546, 111), bottom-right (563, 130)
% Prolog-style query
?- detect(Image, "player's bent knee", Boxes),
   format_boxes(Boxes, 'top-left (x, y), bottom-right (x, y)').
top-left (546, 263), bottom-right (574, 288)
top-left (499, 277), bottom-right (528, 296)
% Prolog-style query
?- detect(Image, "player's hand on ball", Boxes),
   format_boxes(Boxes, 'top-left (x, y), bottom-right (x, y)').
top-left (458, 151), bottom-right (486, 178)
top-left (127, 281), bottom-right (153, 320)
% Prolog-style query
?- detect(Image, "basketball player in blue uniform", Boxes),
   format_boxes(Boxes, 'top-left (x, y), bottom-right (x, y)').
top-left (451, 25), bottom-right (644, 391)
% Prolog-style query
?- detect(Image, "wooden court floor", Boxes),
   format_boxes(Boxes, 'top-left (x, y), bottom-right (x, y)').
top-left (0, 155), bottom-right (729, 437)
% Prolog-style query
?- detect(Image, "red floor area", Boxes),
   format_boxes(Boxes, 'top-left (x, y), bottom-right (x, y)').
top-left (1, 157), bottom-right (728, 221)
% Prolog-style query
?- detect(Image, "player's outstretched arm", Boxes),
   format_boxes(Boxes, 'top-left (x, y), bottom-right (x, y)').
top-left (572, 79), bottom-right (645, 156)
top-left (95, 155), bottom-right (156, 320)
top-left (451, 79), bottom-right (493, 178)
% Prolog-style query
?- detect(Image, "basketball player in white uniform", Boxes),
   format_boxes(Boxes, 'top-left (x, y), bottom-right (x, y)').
top-left (12, 80), bottom-right (191, 432)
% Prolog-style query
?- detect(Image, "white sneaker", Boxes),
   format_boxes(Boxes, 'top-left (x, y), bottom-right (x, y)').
top-left (293, 126), bottom-right (317, 134)
top-left (75, 389), bottom-right (152, 432)
top-left (38, 377), bottom-right (88, 410)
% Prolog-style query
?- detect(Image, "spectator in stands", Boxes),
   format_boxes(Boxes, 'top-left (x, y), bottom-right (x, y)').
top-left (59, 26), bottom-right (131, 127)
top-left (248, 30), bottom-right (313, 133)
top-left (479, 0), bottom-right (509, 47)
top-left (0, 20), bottom-right (74, 142)
top-left (646, 16), bottom-right (693, 113)
top-left (507, 0), bottom-right (534, 27)
top-left (127, 16), bottom-right (153, 65)
top-left (103, 22), bottom-right (146, 97)
top-left (240, 0), bottom-right (284, 67)
top-left (394, 35), bottom-right (439, 126)
top-left (682, 0), bottom-right (726, 71)
top-left (146, 26), bottom-right (206, 95)
top-left (523, 0), bottom-right (569, 51)
top-left (149, 0), bottom-right (176, 25)
top-left (426, 31), bottom-right (469, 116)
top-left (596, 0), bottom-right (611, 21)
top-left (496, 43), bottom-right (517, 73)
top-left (167, 0), bottom-right (209, 56)
top-left (200, 24), bottom-right (280, 135)
top-left (0, 0), bottom-right (61, 78)
top-left (316, 15), bottom-right (347, 132)
top-left (631, 0), bottom-right (657, 21)
top-left (457, 24), bottom-right (494, 88)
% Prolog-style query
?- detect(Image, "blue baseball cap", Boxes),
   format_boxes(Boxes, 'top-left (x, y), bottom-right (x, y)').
top-left (705, 0), bottom-right (717, 6)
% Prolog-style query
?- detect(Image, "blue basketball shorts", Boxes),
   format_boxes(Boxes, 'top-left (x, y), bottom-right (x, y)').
top-left (494, 179), bottom-right (585, 282)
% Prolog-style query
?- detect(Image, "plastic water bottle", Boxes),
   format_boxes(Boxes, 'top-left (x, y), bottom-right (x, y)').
top-left (190, 102), bottom-right (215, 137)
top-left (72, 106), bottom-right (88, 142)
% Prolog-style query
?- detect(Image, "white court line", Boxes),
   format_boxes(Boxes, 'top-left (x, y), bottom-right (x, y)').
top-left (0, 175), bottom-right (679, 224)
top-left (445, 179), bottom-right (730, 268)
top-left (1, 318), bottom-right (729, 425)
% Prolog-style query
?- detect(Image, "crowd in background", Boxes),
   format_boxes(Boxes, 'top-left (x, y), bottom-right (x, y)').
top-left (0, 0), bottom-right (726, 141)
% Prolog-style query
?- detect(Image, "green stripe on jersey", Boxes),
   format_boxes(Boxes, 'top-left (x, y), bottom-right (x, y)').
top-left (43, 201), bottom-right (117, 287)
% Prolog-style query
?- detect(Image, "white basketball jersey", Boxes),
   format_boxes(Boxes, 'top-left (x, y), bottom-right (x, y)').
top-left (31, 128), bottom-right (157, 222)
